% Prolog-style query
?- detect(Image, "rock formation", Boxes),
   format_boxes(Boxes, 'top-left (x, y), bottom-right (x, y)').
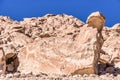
top-left (0, 12), bottom-right (119, 75)
top-left (0, 47), bottom-right (6, 74)
top-left (101, 24), bottom-right (120, 71)
top-left (0, 47), bottom-right (19, 74)
top-left (18, 25), bottom-right (102, 75)
top-left (86, 11), bottom-right (105, 33)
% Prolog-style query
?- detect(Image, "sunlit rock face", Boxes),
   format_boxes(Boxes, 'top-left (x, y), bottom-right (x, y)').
top-left (18, 24), bottom-right (102, 75)
top-left (17, 13), bottom-right (103, 75)
top-left (102, 23), bottom-right (120, 68)
top-left (0, 13), bottom-right (119, 75)
top-left (86, 11), bottom-right (105, 32)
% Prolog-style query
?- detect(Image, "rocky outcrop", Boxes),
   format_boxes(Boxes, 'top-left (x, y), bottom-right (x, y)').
top-left (112, 23), bottom-right (120, 29)
top-left (86, 11), bottom-right (105, 33)
top-left (17, 13), bottom-right (105, 75)
top-left (18, 25), bottom-right (102, 75)
top-left (0, 12), bottom-right (119, 75)
top-left (101, 24), bottom-right (120, 68)
top-left (20, 14), bottom-right (84, 39)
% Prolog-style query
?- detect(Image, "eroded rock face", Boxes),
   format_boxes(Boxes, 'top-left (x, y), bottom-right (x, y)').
top-left (112, 23), bottom-right (120, 29)
top-left (0, 14), bottom-right (86, 74)
top-left (18, 25), bottom-right (102, 75)
top-left (20, 14), bottom-right (84, 39)
top-left (86, 11), bottom-right (105, 32)
top-left (101, 24), bottom-right (120, 68)
top-left (16, 13), bottom-right (105, 75)
top-left (0, 13), bottom-right (119, 75)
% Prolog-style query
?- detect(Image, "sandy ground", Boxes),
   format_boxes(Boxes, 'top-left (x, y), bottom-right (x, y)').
top-left (0, 72), bottom-right (120, 80)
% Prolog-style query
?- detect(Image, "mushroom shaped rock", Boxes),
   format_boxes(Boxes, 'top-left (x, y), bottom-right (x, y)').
top-left (86, 11), bottom-right (106, 33)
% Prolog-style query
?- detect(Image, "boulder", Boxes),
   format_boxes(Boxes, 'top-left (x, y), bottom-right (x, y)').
top-left (18, 25), bottom-right (103, 75)
top-left (86, 11), bottom-right (105, 32)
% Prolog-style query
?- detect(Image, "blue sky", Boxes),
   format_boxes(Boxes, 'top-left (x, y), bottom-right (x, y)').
top-left (0, 0), bottom-right (120, 27)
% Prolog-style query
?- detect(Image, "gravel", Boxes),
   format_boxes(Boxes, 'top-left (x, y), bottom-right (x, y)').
top-left (0, 72), bottom-right (120, 80)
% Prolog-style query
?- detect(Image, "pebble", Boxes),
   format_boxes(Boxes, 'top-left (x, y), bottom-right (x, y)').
top-left (83, 74), bottom-right (88, 77)
top-left (20, 73), bottom-right (26, 78)
top-left (0, 74), bottom-right (6, 79)
top-left (13, 72), bottom-right (21, 78)
top-left (89, 74), bottom-right (97, 77)
top-left (35, 74), bottom-right (42, 77)
top-left (6, 73), bottom-right (13, 78)
top-left (25, 72), bottom-right (33, 77)
top-left (72, 74), bottom-right (81, 77)
top-left (0, 72), bottom-right (120, 80)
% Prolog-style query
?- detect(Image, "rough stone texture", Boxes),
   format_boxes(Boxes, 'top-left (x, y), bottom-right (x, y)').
top-left (18, 23), bottom-right (101, 75)
top-left (0, 13), bottom-right (119, 77)
top-left (112, 23), bottom-right (120, 29)
top-left (20, 14), bottom-right (84, 39)
top-left (86, 11), bottom-right (105, 32)
top-left (102, 23), bottom-right (120, 68)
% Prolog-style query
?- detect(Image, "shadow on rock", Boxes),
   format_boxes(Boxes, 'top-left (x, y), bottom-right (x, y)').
top-left (98, 62), bottom-right (120, 76)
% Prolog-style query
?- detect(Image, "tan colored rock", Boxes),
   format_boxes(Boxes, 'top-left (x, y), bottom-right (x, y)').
top-left (0, 13), bottom-right (120, 76)
top-left (86, 11), bottom-right (106, 33)
top-left (0, 47), bottom-right (19, 74)
top-left (21, 14), bottom-right (84, 39)
top-left (18, 25), bottom-right (103, 75)
top-left (112, 23), bottom-right (120, 29)
top-left (0, 14), bottom-right (85, 75)
top-left (0, 14), bottom-right (105, 75)
top-left (101, 24), bottom-right (120, 68)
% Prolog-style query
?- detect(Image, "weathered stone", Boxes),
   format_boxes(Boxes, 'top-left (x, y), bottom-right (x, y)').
top-left (13, 72), bottom-right (21, 78)
top-left (112, 23), bottom-right (120, 29)
top-left (102, 24), bottom-right (120, 68)
top-left (0, 14), bottom-right (85, 75)
top-left (86, 11), bottom-right (106, 33)
top-left (18, 24), bottom-right (103, 75)
top-left (0, 13), bottom-right (120, 76)
top-left (6, 73), bottom-right (13, 78)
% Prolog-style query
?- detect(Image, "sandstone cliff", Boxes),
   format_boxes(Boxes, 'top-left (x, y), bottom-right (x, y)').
top-left (0, 13), bottom-right (119, 75)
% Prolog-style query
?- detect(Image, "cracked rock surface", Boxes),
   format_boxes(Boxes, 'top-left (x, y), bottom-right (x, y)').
top-left (0, 13), bottom-right (120, 79)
